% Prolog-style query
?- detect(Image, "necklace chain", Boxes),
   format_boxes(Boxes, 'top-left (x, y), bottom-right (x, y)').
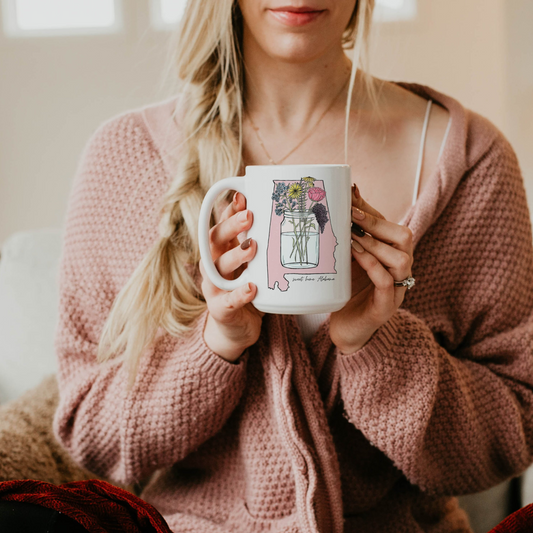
top-left (246, 77), bottom-right (349, 165)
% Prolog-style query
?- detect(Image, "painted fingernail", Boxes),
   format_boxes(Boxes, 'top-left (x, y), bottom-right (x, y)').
top-left (352, 207), bottom-right (365, 220)
top-left (238, 210), bottom-right (248, 222)
top-left (240, 238), bottom-right (252, 250)
top-left (351, 223), bottom-right (365, 237)
top-left (352, 240), bottom-right (364, 253)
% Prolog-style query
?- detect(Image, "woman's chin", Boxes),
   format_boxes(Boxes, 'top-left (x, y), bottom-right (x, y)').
top-left (261, 37), bottom-right (335, 65)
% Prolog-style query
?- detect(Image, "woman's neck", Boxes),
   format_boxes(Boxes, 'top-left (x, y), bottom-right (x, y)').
top-left (243, 36), bottom-right (354, 135)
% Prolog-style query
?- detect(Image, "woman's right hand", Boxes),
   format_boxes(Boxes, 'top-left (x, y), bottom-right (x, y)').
top-left (200, 192), bottom-right (264, 363)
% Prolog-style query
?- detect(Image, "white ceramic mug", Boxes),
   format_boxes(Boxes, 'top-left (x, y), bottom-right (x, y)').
top-left (198, 164), bottom-right (352, 314)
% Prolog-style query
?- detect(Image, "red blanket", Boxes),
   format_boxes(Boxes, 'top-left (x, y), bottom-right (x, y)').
top-left (489, 504), bottom-right (533, 533)
top-left (0, 479), bottom-right (172, 533)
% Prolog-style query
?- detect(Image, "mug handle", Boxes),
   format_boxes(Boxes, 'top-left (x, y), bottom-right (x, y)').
top-left (198, 176), bottom-right (248, 292)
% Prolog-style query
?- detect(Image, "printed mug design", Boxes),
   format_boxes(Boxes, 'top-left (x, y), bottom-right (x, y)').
top-left (267, 177), bottom-right (338, 292)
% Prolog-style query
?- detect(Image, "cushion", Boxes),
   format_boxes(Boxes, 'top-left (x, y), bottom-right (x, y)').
top-left (0, 229), bottom-right (63, 403)
top-left (521, 468), bottom-right (533, 507)
top-left (0, 375), bottom-right (93, 484)
top-left (458, 481), bottom-right (513, 533)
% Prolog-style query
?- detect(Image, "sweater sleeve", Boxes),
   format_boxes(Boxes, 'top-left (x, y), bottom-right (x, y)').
top-left (52, 112), bottom-right (248, 485)
top-left (337, 132), bottom-right (533, 496)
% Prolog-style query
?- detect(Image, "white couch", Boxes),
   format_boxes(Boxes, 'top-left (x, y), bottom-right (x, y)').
top-left (0, 228), bottom-right (531, 532)
top-left (0, 229), bottom-right (60, 403)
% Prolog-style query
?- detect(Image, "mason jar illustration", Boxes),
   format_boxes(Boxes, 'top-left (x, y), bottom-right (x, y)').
top-left (280, 210), bottom-right (319, 268)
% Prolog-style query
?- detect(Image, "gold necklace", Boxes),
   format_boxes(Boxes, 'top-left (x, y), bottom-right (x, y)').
top-left (246, 78), bottom-right (349, 165)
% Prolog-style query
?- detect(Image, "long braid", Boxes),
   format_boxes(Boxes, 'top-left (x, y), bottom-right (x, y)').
top-left (97, 0), bottom-right (243, 379)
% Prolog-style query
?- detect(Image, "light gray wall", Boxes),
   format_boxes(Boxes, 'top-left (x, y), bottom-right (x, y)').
top-left (0, 0), bottom-right (174, 244)
top-left (370, 0), bottom-right (508, 132)
top-left (1, 0), bottom-right (532, 245)
top-left (506, 0), bottom-right (533, 202)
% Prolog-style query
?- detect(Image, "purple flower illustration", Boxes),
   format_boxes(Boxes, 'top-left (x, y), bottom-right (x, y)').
top-left (312, 203), bottom-right (328, 234)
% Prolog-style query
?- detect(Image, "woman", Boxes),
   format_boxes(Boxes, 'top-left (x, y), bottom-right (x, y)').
top-left (8, 0), bottom-right (530, 532)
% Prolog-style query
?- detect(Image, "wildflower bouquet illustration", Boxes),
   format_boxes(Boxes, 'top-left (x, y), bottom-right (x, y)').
top-left (272, 177), bottom-right (329, 268)
top-left (267, 177), bottom-right (337, 292)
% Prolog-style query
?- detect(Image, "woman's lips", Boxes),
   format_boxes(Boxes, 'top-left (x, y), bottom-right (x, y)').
top-left (268, 8), bottom-right (326, 26)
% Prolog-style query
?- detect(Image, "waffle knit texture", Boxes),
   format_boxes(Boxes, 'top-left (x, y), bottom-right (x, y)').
top-left (53, 83), bottom-right (533, 533)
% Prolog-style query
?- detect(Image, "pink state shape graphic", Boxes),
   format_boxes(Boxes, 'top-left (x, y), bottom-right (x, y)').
top-left (267, 179), bottom-right (338, 292)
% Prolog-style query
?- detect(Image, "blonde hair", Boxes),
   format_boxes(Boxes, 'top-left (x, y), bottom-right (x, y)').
top-left (97, 0), bottom-right (376, 378)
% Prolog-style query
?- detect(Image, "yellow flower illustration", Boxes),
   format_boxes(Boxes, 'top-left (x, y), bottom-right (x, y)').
top-left (301, 176), bottom-right (315, 185)
top-left (288, 183), bottom-right (303, 199)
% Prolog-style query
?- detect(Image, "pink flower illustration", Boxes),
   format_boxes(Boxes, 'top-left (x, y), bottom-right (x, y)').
top-left (308, 187), bottom-right (326, 202)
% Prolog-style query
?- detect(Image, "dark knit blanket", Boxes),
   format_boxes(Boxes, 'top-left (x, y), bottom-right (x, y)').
top-left (0, 479), bottom-right (173, 533)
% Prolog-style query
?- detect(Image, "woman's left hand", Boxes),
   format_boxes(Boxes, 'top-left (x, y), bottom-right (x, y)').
top-left (329, 186), bottom-right (414, 354)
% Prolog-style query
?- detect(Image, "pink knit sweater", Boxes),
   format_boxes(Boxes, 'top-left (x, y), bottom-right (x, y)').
top-left (53, 83), bottom-right (533, 533)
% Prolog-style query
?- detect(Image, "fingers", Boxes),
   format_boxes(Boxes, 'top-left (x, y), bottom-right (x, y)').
top-left (209, 207), bottom-right (253, 261)
top-left (351, 206), bottom-right (413, 254)
top-left (351, 230), bottom-right (412, 283)
top-left (200, 259), bottom-right (258, 317)
top-left (353, 243), bottom-right (396, 310)
top-left (350, 243), bottom-right (405, 313)
top-left (215, 238), bottom-right (256, 279)
top-left (216, 282), bottom-right (257, 318)
top-left (200, 233), bottom-right (256, 289)
top-left (218, 191), bottom-right (247, 223)
top-left (352, 184), bottom-right (386, 221)
top-left (350, 189), bottom-right (414, 304)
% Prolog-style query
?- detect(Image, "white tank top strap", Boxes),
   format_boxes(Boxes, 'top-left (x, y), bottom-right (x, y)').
top-left (411, 99), bottom-right (452, 207)
top-left (412, 99), bottom-right (433, 207)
